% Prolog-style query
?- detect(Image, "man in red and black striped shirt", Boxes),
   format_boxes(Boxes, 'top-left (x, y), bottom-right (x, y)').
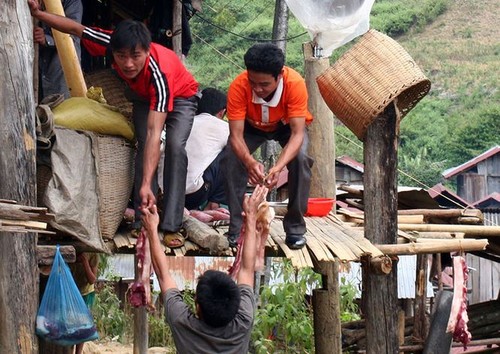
top-left (28, 0), bottom-right (199, 245)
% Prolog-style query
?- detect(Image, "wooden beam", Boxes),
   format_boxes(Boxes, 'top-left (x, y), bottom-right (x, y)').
top-left (0, 3), bottom-right (39, 350)
top-left (133, 253), bottom-right (148, 354)
top-left (376, 239), bottom-right (488, 255)
top-left (183, 215), bottom-right (229, 255)
top-left (304, 42), bottom-right (336, 199)
top-left (37, 245), bottom-right (76, 265)
top-left (172, 0), bottom-right (182, 59)
top-left (362, 102), bottom-right (399, 354)
top-left (397, 223), bottom-right (500, 236)
top-left (313, 260), bottom-right (341, 354)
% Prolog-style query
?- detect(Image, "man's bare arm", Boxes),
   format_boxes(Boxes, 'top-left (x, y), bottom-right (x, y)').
top-left (229, 119), bottom-right (265, 185)
top-left (237, 184), bottom-right (268, 287)
top-left (141, 205), bottom-right (177, 295)
top-left (27, 0), bottom-right (84, 38)
top-left (265, 117), bottom-right (306, 187)
top-left (139, 110), bottom-right (168, 208)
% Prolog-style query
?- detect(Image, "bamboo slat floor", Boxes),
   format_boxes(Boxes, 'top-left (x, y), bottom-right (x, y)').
top-left (112, 211), bottom-right (383, 269)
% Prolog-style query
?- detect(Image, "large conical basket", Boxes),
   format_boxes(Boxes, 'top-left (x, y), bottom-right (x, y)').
top-left (317, 29), bottom-right (431, 140)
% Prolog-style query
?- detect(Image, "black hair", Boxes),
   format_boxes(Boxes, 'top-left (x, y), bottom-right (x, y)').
top-left (243, 42), bottom-right (285, 79)
top-left (195, 270), bottom-right (241, 328)
top-left (110, 19), bottom-right (152, 53)
top-left (196, 88), bottom-right (227, 116)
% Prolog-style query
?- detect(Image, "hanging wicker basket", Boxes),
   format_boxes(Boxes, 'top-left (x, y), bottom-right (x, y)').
top-left (317, 29), bottom-right (431, 140)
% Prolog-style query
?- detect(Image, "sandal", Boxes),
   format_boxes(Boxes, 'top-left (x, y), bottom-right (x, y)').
top-left (163, 232), bottom-right (185, 249)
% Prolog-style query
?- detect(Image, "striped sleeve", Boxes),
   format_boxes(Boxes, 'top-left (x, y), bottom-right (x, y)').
top-left (81, 27), bottom-right (111, 57)
top-left (148, 57), bottom-right (170, 112)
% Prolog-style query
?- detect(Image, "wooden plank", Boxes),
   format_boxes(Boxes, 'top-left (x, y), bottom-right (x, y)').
top-left (308, 218), bottom-right (360, 260)
top-left (0, 219), bottom-right (47, 230)
top-left (312, 227), bottom-right (358, 262)
top-left (306, 217), bottom-right (356, 260)
top-left (271, 233), bottom-right (305, 269)
top-left (480, 256), bottom-right (493, 302)
top-left (304, 233), bottom-right (335, 262)
top-left (37, 245), bottom-right (75, 265)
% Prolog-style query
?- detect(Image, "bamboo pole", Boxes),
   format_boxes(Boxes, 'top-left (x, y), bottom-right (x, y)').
top-left (397, 223), bottom-right (500, 236)
top-left (376, 239), bottom-right (488, 255)
top-left (43, 0), bottom-right (87, 97)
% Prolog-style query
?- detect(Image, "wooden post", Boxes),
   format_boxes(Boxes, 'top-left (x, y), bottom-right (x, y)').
top-left (133, 307), bottom-right (148, 354)
top-left (413, 254), bottom-right (429, 342)
top-left (0, 3), bottom-right (39, 353)
top-left (133, 253), bottom-right (148, 354)
top-left (304, 42), bottom-right (336, 199)
top-left (261, 0), bottom-right (289, 201)
top-left (362, 102), bottom-right (399, 353)
top-left (172, 0), bottom-right (183, 59)
top-left (304, 41), bottom-right (338, 353)
top-left (44, 0), bottom-right (87, 97)
top-left (313, 261), bottom-right (341, 354)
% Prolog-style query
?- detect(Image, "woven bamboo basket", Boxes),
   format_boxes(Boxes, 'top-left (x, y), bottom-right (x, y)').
top-left (317, 29), bottom-right (431, 140)
top-left (84, 69), bottom-right (133, 121)
top-left (92, 133), bottom-right (135, 239)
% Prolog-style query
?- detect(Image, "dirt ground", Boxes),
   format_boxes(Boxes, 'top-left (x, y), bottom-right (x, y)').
top-left (82, 341), bottom-right (173, 354)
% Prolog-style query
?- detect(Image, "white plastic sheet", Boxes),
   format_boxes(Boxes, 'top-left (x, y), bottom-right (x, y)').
top-left (285, 0), bottom-right (375, 57)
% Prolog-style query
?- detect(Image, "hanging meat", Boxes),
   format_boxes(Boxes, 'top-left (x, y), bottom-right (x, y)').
top-left (127, 229), bottom-right (154, 311)
top-left (228, 201), bottom-right (274, 278)
top-left (446, 256), bottom-right (472, 349)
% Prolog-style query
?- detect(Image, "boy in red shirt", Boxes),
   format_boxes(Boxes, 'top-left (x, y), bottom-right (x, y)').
top-left (28, 0), bottom-right (199, 246)
top-left (225, 43), bottom-right (314, 249)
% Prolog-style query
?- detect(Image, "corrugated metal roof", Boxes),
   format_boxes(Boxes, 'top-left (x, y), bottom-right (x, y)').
top-left (427, 183), bottom-right (474, 208)
top-left (473, 192), bottom-right (500, 209)
top-left (442, 145), bottom-right (500, 179)
top-left (100, 254), bottom-right (235, 291)
top-left (337, 155), bottom-right (365, 173)
top-left (483, 211), bottom-right (500, 227)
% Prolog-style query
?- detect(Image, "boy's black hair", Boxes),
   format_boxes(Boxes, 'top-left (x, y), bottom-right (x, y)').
top-left (243, 42), bottom-right (284, 79)
top-left (196, 270), bottom-right (241, 328)
top-left (110, 19), bottom-right (152, 53)
top-left (196, 88), bottom-right (227, 116)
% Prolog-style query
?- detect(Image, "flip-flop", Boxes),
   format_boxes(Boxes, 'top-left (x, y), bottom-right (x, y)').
top-left (163, 232), bottom-right (185, 249)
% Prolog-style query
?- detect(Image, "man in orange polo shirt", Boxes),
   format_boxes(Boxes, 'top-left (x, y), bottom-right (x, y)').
top-left (224, 43), bottom-right (314, 250)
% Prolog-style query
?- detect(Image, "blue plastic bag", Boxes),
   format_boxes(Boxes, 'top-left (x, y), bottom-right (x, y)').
top-left (36, 246), bottom-right (98, 346)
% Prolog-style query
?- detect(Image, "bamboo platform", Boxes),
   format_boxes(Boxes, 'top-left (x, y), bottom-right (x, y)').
top-left (112, 212), bottom-right (384, 270)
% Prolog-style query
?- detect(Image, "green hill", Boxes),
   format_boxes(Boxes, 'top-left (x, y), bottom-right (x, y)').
top-left (187, 0), bottom-right (500, 188)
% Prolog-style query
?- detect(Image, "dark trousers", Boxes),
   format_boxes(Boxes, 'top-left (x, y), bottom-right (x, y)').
top-left (128, 90), bottom-right (197, 232)
top-left (224, 122), bottom-right (313, 236)
top-left (185, 146), bottom-right (227, 210)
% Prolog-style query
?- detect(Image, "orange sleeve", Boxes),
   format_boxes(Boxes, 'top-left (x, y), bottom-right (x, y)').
top-left (227, 72), bottom-right (249, 121)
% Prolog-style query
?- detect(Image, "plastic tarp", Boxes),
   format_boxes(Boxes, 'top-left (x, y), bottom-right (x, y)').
top-left (44, 128), bottom-right (109, 253)
top-left (285, 0), bottom-right (375, 57)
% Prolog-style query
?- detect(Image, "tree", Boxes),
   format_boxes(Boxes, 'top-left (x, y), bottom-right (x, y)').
top-left (0, 2), bottom-right (39, 353)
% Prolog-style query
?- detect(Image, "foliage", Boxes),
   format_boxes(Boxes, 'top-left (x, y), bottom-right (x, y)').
top-left (444, 104), bottom-right (500, 166)
top-left (251, 260), bottom-right (320, 353)
top-left (93, 282), bottom-right (133, 343)
top-left (371, 0), bottom-right (449, 36)
top-left (339, 276), bottom-right (361, 323)
top-left (92, 278), bottom-right (175, 347)
top-left (148, 304), bottom-right (175, 348)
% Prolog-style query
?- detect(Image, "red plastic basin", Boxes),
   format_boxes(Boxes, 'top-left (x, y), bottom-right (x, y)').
top-left (305, 198), bottom-right (335, 217)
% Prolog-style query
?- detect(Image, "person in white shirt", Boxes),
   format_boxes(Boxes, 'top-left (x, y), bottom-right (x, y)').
top-left (185, 88), bottom-right (229, 210)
